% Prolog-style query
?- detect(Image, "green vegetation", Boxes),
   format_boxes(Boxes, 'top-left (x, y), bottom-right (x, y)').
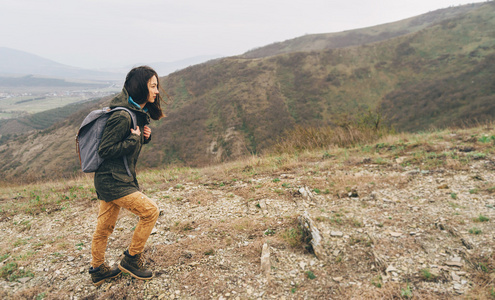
top-left (281, 226), bottom-right (304, 248)
top-left (0, 179), bottom-right (94, 217)
top-left (305, 270), bottom-right (316, 280)
top-left (16, 103), bottom-right (85, 129)
top-left (264, 228), bottom-right (275, 236)
top-left (479, 135), bottom-right (495, 143)
top-left (478, 263), bottom-right (490, 273)
top-left (0, 261), bottom-right (34, 282)
top-left (469, 227), bottom-right (482, 235)
top-left (420, 269), bottom-right (437, 281)
top-left (474, 215), bottom-right (490, 222)
top-left (204, 249), bottom-right (215, 256)
top-left (290, 284), bottom-right (298, 294)
top-left (371, 275), bottom-right (383, 288)
top-left (401, 284), bottom-right (413, 298)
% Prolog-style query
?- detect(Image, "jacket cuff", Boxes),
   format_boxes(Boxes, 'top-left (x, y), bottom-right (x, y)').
top-left (144, 133), bottom-right (152, 144)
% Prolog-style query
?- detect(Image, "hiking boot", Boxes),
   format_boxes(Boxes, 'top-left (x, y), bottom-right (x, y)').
top-left (89, 263), bottom-right (122, 286)
top-left (118, 250), bottom-right (153, 280)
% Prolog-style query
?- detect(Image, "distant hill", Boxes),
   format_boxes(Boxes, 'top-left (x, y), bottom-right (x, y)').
top-left (0, 47), bottom-right (122, 80)
top-left (0, 2), bottom-right (494, 182)
top-left (150, 55), bottom-right (222, 76)
top-left (105, 55), bottom-right (223, 77)
top-left (0, 75), bottom-right (109, 87)
top-left (242, 3), bottom-right (484, 59)
top-left (0, 47), bottom-right (222, 82)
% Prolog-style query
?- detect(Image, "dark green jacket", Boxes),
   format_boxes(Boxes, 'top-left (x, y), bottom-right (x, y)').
top-left (94, 88), bottom-right (151, 201)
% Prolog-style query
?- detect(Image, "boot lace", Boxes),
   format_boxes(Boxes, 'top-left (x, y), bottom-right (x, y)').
top-left (100, 263), bottom-right (110, 273)
top-left (135, 253), bottom-right (145, 269)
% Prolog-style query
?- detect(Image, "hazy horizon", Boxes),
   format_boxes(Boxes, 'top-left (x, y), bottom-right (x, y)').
top-left (0, 0), bottom-right (485, 69)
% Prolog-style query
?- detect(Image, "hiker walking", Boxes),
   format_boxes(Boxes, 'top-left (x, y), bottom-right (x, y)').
top-left (88, 66), bottom-right (164, 286)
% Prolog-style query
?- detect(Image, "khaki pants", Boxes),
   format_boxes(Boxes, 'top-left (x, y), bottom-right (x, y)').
top-left (91, 191), bottom-right (159, 268)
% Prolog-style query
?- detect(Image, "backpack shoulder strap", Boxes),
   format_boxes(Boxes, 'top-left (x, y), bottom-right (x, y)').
top-left (109, 107), bottom-right (137, 130)
top-left (108, 107), bottom-right (138, 178)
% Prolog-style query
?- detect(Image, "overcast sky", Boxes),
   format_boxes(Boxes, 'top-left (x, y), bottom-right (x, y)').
top-left (0, 0), bottom-right (486, 69)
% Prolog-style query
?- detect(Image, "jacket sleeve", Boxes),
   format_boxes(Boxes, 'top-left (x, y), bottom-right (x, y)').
top-left (98, 112), bottom-right (140, 159)
top-left (144, 133), bottom-right (152, 144)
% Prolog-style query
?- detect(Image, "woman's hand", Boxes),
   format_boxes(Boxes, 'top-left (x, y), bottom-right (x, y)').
top-left (143, 125), bottom-right (151, 139)
top-left (131, 126), bottom-right (141, 136)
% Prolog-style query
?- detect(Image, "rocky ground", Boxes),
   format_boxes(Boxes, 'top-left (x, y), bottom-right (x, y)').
top-left (1, 129), bottom-right (495, 299)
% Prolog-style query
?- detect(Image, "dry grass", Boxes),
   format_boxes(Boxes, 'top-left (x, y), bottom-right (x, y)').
top-left (271, 124), bottom-right (389, 154)
top-left (0, 177), bottom-right (94, 218)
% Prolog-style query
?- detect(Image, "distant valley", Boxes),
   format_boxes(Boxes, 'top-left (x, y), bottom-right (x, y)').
top-left (0, 48), bottom-right (220, 132)
top-left (0, 47), bottom-right (219, 121)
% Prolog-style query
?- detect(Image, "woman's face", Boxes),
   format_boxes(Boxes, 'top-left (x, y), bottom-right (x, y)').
top-left (147, 75), bottom-right (159, 103)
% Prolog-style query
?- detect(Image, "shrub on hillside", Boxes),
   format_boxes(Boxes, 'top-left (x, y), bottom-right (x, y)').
top-left (272, 124), bottom-right (388, 153)
top-left (272, 109), bottom-right (391, 153)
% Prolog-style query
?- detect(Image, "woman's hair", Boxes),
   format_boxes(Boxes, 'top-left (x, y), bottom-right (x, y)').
top-left (124, 65), bottom-right (164, 120)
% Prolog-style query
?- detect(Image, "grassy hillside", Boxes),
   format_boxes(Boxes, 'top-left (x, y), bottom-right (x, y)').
top-left (1, 124), bottom-right (495, 298)
top-left (0, 2), bottom-right (494, 183)
top-left (150, 2), bottom-right (495, 166)
top-left (242, 3), bottom-right (484, 59)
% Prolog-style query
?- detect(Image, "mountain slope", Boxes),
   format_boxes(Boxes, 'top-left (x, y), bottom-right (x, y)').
top-left (149, 2), bottom-right (495, 165)
top-left (0, 2), bottom-right (494, 182)
top-left (242, 3), bottom-right (484, 59)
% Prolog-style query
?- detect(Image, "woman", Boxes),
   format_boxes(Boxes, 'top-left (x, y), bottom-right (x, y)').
top-left (88, 66), bottom-right (164, 286)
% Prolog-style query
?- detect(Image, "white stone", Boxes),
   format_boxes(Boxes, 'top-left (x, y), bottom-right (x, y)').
top-left (261, 243), bottom-right (271, 280)
top-left (386, 266), bottom-right (398, 273)
top-left (17, 277), bottom-right (31, 284)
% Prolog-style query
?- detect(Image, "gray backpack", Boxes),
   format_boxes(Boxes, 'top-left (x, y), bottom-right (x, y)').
top-left (76, 107), bottom-right (136, 176)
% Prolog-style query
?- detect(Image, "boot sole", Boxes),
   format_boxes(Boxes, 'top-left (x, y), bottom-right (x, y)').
top-left (118, 264), bottom-right (153, 280)
top-left (92, 271), bottom-right (122, 286)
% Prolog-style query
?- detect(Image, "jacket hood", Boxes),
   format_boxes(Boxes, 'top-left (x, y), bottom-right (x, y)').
top-left (110, 88), bottom-right (141, 112)
top-left (110, 88), bottom-right (150, 124)
top-left (109, 88), bottom-right (150, 122)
